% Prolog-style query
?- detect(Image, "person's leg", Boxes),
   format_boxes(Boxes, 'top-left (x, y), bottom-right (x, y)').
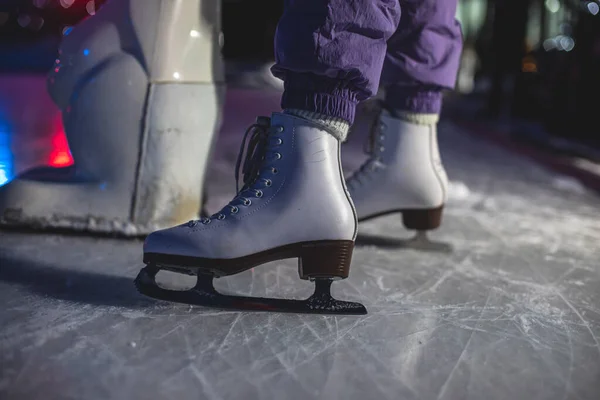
top-left (139, 0), bottom-right (401, 313)
top-left (383, 0), bottom-right (462, 116)
top-left (272, 0), bottom-right (401, 139)
top-left (346, 0), bottom-right (462, 240)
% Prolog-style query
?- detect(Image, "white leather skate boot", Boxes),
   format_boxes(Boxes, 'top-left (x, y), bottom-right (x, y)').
top-left (0, 0), bottom-right (223, 235)
top-left (346, 107), bottom-right (448, 242)
top-left (136, 113), bottom-right (366, 314)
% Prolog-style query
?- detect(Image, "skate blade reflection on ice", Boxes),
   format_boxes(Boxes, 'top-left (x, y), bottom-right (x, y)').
top-left (356, 231), bottom-right (453, 253)
top-left (134, 265), bottom-right (367, 315)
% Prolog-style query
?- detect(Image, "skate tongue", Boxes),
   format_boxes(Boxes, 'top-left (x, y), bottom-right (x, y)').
top-left (234, 118), bottom-right (272, 193)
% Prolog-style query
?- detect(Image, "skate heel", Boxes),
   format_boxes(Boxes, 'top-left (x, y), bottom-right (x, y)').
top-left (402, 206), bottom-right (444, 230)
top-left (297, 240), bottom-right (354, 280)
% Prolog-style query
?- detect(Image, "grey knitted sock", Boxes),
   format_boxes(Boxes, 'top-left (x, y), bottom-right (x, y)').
top-left (393, 111), bottom-right (439, 125)
top-left (284, 109), bottom-right (350, 141)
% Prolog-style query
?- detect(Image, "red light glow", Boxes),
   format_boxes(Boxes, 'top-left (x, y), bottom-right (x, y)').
top-left (48, 115), bottom-right (74, 168)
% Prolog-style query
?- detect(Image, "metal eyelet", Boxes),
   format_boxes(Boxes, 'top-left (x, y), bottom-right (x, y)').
top-left (276, 125), bottom-right (284, 133)
top-left (202, 218), bottom-right (211, 225)
top-left (379, 146), bottom-right (385, 152)
top-left (380, 123), bottom-right (387, 131)
top-left (274, 153), bottom-right (282, 160)
top-left (255, 190), bottom-right (263, 198)
top-left (231, 206), bottom-right (239, 214)
top-left (272, 168), bottom-right (279, 174)
top-left (243, 199), bottom-right (252, 206)
top-left (265, 179), bottom-right (272, 187)
top-left (275, 138), bottom-right (283, 145)
top-left (217, 214), bottom-right (225, 220)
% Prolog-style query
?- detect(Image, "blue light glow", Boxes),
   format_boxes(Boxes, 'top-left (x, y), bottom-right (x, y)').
top-left (0, 116), bottom-right (14, 187)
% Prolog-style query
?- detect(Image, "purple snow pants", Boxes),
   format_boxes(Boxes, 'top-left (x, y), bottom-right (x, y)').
top-left (271, 0), bottom-right (463, 123)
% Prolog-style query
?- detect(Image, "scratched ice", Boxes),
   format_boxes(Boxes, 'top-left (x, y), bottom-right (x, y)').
top-left (1, 87), bottom-right (600, 400)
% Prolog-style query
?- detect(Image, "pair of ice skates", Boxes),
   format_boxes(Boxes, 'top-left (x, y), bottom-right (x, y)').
top-left (137, 107), bottom-right (448, 315)
top-left (0, 0), bottom-right (448, 315)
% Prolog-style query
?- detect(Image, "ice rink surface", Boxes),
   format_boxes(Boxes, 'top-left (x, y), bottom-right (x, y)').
top-left (1, 83), bottom-right (600, 400)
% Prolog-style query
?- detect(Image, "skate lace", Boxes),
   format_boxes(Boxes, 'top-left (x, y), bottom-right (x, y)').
top-left (189, 118), bottom-right (283, 227)
top-left (346, 119), bottom-right (387, 190)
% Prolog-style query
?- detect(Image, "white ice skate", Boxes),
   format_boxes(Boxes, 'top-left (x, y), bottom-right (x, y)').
top-left (135, 113), bottom-right (366, 314)
top-left (347, 103), bottom-right (451, 252)
top-left (0, 0), bottom-right (223, 235)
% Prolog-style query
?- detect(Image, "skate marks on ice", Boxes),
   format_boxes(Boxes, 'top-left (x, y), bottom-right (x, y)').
top-left (1, 227), bottom-right (600, 399)
top-left (352, 242), bottom-right (600, 399)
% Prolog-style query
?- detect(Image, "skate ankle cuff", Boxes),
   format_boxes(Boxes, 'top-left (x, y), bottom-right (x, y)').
top-left (392, 111), bottom-right (439, 126)
top-left (284, 109), bottom-right (350, 141)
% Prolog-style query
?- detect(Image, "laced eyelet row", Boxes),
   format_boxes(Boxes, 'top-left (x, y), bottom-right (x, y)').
top-left (346, 121), bottom-right (388, 190)
top-left (192, 123), bottom-right (285, 226)
top-left (378, 124), bottom-right (386, 152)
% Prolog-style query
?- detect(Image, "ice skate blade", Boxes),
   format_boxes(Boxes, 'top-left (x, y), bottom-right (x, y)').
top-left (355, 231), bottom-right (453, 253)
top-left (134, 266), bottom-right (367, 315)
